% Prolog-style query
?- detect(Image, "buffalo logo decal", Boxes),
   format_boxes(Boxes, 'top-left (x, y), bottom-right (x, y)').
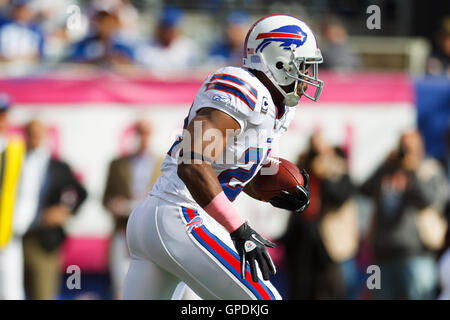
top-left (255, 25), bottom-right (308, 53)
top-left (186, 216), bottom-right (204, 232)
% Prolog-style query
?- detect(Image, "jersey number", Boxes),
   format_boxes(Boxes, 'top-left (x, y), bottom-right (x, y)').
top-left (218, 147), bottom-right (269, 201)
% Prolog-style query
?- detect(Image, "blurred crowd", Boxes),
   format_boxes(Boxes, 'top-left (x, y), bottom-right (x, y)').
top-left (0, 0), bottom-right (253, 74)
top-left (0, 94), bottom-right (160, 299)
top-left (279, 129), bottom-right (450, 300)
top-left (0, 0), bottom-right (448, 76)
top-left (0, 96), bottom-right (87, 300)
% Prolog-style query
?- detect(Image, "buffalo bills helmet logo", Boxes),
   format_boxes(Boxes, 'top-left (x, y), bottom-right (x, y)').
top-left (255, 25), bottom-right (307, 53)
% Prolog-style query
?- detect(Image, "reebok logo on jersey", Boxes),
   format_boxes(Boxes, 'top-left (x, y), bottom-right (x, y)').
top-left (212, 94), bottom-right (231, 105)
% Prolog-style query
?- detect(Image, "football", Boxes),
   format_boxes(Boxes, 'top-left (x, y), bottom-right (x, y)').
top-left (251, 157), bottom-right (305, 202)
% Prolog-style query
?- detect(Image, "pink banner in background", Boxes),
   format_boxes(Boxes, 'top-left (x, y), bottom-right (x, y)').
top-left (0, 72), bottom-right (414, 105)
top-left (62, 237), bottom-right (110, 273)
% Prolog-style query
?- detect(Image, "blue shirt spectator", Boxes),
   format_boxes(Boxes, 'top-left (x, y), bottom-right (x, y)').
top-left (0, 1), bottom-right (44, 62)
top-left (209, 12), bottom-right (250, 67)
top-left (66, 9), bottom-right (135, 66)
top-left (319, 17), bottom-right (361, 71)
top-left (68, 34), bottom-right (135, 63)
top-left (135, 5), bottom-right (202, 72)
top-left (426, 17), bottom-right (450, 76)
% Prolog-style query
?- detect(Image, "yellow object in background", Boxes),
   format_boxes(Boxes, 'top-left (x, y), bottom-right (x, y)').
top-left (0, 137), bottom-right (25, 249)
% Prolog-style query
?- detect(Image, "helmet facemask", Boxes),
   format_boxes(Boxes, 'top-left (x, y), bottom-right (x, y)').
top-left (261, 48), bottom-right (324, 106)
top-left (285, 55), bottom-right (324, 103)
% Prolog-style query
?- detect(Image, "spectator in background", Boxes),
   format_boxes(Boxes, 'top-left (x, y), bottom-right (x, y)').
top-left (0, 0), bottom-right (44, 63)
top-left (280, 131), bottom-right (358, 299)
top-left (103, 119), bottom-right (162, 298)
top-left (90, 0), bottom-right (139, 39)
top-left (66, 8), bottom-right (135, 67)
top-left (0, 94), bottom-right (26, 300)
top-left (30, 0), bottom-right (82, 62)
top-left (319, 16), bottom-right (361, 71)
top-left (360, 130), bottom-right (448, 300)
top-left (115, 0), bottom-right (139, 39)
top-left (208, 11), bottom-right (249, 67)
top-left (426, 16), bottom-right (450, 76)
top-left (135, 5), bottom-right (202, 72)
top-left (21, 119), bottom-right (87, 300)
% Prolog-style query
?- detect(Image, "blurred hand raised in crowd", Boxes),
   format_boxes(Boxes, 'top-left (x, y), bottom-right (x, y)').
top-left (309, 131), bottom-right (346, 179)
top-left (311, 152), bottom-right (347, 179)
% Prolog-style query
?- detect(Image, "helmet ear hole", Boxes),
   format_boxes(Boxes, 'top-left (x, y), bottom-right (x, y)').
top-left (275, 61), bottom-right (284, 70)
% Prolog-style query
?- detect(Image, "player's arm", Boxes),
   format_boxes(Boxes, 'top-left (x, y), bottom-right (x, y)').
top-left (177, 107), bottom-right (276, 282)
top-left (177, 107), bottom-right (241, 206)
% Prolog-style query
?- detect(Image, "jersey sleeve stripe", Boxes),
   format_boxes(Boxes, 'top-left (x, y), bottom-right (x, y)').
top-left (211, 74), bottom-right (258, 98)
top-left (181, 207), bottom-right (277, 300)
top-left (205, 83), bottom-right (256, 111)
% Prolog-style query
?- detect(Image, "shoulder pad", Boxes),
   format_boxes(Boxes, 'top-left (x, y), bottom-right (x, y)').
top-left (203, 67), bottom-right (262, 117)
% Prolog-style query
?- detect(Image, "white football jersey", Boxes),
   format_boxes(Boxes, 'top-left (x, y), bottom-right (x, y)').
top-left (150, 66), bottom-right (295, 209)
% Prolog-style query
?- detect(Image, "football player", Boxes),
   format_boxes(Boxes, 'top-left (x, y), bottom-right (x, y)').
top-left (122, 14), bottom-right (323, 300)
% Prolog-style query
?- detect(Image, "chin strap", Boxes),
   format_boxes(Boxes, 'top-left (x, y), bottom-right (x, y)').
top-left (263, 69), bottom-right (300, 107)
top-left (283, 93), bottom-right (301, 107)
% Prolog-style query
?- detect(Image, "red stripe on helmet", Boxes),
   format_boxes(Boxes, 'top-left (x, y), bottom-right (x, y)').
top-left (255, 32), bottom-right (304, 40)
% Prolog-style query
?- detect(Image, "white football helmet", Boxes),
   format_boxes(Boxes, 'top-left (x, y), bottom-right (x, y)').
top-left (243, 14), bottom-right (324, 106)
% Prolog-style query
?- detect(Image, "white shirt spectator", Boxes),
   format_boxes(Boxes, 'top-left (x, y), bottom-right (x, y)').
top-left (13, 146), bottom-right (50, 236)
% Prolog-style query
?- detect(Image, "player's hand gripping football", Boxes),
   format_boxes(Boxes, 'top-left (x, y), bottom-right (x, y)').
top-left (269, 169), bottom-right (310, 213)
top-left (230, 222), bottom-right (276, 283)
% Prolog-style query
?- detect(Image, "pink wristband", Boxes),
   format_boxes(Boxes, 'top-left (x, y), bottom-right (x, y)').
top-left (203, 191), bottom-right (245, 233)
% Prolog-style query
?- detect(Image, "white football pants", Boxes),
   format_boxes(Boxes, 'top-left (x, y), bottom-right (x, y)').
top-left (121, 195), bottom-right (281, 300)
